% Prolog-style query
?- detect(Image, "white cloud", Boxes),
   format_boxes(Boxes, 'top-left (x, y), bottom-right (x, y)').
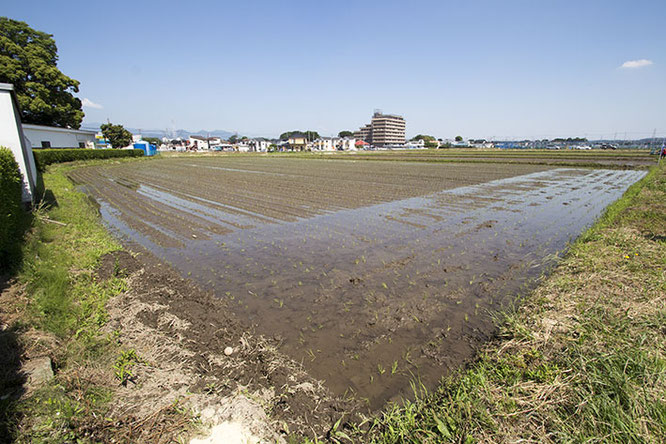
top-left (82, 98), bottom-right (103, 109)
top-left (620, 59), bottom-right (653, 69)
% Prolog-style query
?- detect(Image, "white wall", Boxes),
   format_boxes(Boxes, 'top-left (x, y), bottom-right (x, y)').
top-left (0, 85), bottom-right (37, 203)
top-left (23, 124), bottom-right (96, 149)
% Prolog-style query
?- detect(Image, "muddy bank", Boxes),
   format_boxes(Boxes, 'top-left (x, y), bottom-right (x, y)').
top-left (101, 249), bottom-right (360, 442)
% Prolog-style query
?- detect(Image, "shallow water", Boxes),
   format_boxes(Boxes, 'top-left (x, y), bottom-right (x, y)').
top-left (83, 166), bottom-right (645, 408)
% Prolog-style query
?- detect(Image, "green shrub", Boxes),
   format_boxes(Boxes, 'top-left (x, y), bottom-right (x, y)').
top-left (0, 147), bottom-right (28, 269)
top-left (33, 149), bottom-right (144, 172)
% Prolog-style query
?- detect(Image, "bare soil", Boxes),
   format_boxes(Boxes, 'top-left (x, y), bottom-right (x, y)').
top-left (101, 249), bottom-right (360, 442)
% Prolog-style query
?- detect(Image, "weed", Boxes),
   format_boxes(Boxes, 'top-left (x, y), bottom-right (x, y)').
top-left (114, 349), bottom-right (139, 386)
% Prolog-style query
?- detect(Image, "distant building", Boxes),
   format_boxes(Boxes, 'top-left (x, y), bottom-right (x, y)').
top-left (287, 133), bottom-right (308, 151)
top-left (405, 139), bottom-right (426, 148)
top-left (313, 138), bottom-right (335, 151)
top-left (469, 139), bottom-right (494, 149)
top-left (354, 111), bottom-right (406, 147)
top-left (248, 139), bottom-right (270, 152)
top-left (189, 135), bottom-right (208, 150)
top-left (333, 137), bottom-right (356, 151)
top-left (22, 123), bottom-right (97, 149)
top-left (354, 124), bottom-right (372, 143)
top-left (189, 135), bottom-right (222, 150)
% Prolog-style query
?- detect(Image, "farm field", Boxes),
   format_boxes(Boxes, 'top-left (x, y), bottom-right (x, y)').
top-left (69, 156), bottom-right (646, 408)
top-left (294, 149), bottom-right (655, 168)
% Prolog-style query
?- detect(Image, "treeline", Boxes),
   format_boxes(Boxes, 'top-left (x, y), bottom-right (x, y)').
top-left (551, 137), bottom-right (588, 142)
top-left (279, 131), bottom-right (321, 140)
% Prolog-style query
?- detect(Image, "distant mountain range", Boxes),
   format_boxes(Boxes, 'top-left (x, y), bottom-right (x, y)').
top-left (81, 122), bottom-right (236, 140)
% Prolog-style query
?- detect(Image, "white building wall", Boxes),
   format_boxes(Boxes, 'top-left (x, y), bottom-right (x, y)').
top-left (189, 137), bottom-right (208, 150)
top-left (22, 124), bottom-right (96, 149)
top-left (0, 84), bottom-right (37, 203)
top-left (313, 139), bottom-right (335, 151)
top-left (340, 138), bottom-right (356, 151)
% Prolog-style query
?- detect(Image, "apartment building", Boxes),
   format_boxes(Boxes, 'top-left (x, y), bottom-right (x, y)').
top-left (354, 124), bottom-right (373, 143)
top-left (354, 111), bottom-right (405, 147)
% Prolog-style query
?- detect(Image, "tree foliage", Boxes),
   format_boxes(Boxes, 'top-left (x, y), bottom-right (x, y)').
top-left (338, 131), bottom-right (354, 138)
top-left (279, 130), bottom-right (320, 141)
top-left (411, 134), bottom-right (436, 142)
top-left (141, 137), bottom-right (160, 146)
top-left (411, 134), bottom-right (438, 148)
top-left (552, 137), bottom-right (588, 142)
top-left (0, 17), bottom-right (84, 128)
top-left (101, 123), bottom-right (133, 149)
top-left (455, 135), bottom-right (463, 142)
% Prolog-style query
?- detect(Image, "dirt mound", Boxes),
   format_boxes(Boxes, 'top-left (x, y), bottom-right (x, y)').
top-left (96, 250), bottom-right (141, 280)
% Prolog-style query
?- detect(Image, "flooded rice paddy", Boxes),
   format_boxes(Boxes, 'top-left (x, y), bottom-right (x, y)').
top-left (70, 157), bottom-right (645, 408)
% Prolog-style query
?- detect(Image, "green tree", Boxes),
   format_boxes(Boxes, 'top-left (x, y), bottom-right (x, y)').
top-left (411, 134), bottom-right (439, 148)
top-left (338, 130), bottom-right (354, 138)
top-left (280, 130), bottom-right (320, 140)
top-left (141, 137), bottom-right (160, 146)
top-left (228, 135), bottom-right (239, 144)
top-left (455, 135), bottom-right (463, 142)
top-left (0, 17), bottom-right (84, 128)
top-left (101, 123), bottom-right (132, 149)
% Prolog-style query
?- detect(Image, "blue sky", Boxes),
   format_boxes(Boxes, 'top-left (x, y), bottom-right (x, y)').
top-left (5, 0), bottom-right (665, 139)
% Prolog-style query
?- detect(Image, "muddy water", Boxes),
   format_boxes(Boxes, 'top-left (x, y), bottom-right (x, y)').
top-left (89, 167), bottom-right (645, 409)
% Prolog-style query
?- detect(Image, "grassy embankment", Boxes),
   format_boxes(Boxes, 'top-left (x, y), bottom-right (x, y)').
top-left (0, 160), bottom-right (196, 443)
top-left (350, 164), bottom-right (665, 442)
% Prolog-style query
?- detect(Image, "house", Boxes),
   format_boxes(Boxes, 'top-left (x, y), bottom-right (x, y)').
top-left (335, 137), bottom-right (357, 151)
top-left (287, 133), bottom-right (308, 151)
top-left (189, 135), bottom-right (222, 150)
top-left (405, 139), bottom-right (426, 149)
top-left (248, 139), bottom-right (270, 152)
top-left (189, 135), bottom-right (208, 150)
top-left (236, 141), bottom-right (251, 152)
top-left (22, 123), bottom-right (97, 149)
top-left (313, 138), bottom-right (335, 151)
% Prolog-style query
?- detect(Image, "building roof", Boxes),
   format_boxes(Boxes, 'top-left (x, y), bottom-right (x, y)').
top-left (22, 123), bottom-right (97, 135)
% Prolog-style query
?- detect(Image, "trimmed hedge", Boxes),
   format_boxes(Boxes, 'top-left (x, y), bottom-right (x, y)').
top-left (0, 147), bottom-right (27, 269)
top-left (33, 149), bottom-right (144, 171)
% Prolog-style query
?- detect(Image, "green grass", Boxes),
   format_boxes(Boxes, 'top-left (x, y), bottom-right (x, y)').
top-left (351, 164), bottom-right (666, 443)
top-left (21, 166), bottom-right (123, 340)
top-left (0, 162), bottom-right (127, 442)
top-left (0, 158), bottom-right (181, 442)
